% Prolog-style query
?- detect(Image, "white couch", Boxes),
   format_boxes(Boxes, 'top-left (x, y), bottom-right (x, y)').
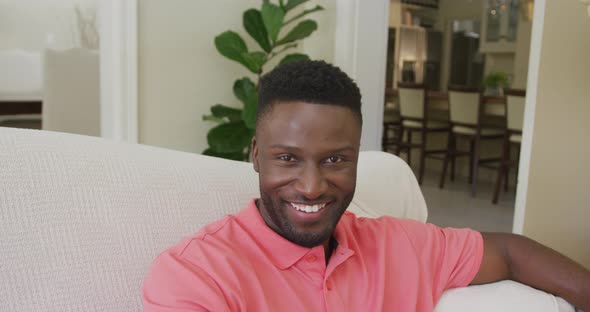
top-left (0, 127), bottom-right (574, 312)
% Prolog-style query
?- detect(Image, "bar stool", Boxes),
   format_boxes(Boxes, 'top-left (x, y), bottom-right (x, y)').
top-left (396, 83), bottom-right (449, 185)
top-left (382, 91), bottom-right (402, 153)
top-left (492, 89), bottom-right (526, 204)
top-left (439, 86), bottom-right (504, 196)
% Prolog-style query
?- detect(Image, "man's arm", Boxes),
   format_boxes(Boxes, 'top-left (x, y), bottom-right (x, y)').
top-left (472, 233), bottom-right (590, 311)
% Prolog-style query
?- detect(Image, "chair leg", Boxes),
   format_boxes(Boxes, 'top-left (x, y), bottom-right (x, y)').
top-left (504, 142), bottom-right (511, 192)
top-left (471, 136), bottom-right (481, 197)
top-left (395, 126), bottom-right (405, 156)
top-left (469, 138), bottom-right (475, 184)
top-left (418, 129), bottom-right (427, 185)
top-left (439, 132), bottom-right (452, 189)
top-left (450, 134), bottom-right (456, 182)
top-left (407, 130), bottom-right (413, 167)
top-left (493, 136), bottom-right (510, 204)
top-left (492, 164), bottom-right (505, 204)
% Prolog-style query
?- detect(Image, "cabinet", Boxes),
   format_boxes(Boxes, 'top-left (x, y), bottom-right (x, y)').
top-left (480, 1), bottom-right (520, 53)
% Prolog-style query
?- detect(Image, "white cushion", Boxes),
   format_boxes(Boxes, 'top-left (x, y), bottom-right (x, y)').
top-left (399, 87), bottom-right (426, 118)
top-left (0, 127), bottom-right (573, 312)
top-left (510, 134), bottom-right (522, 143)
top-left (435, 280), bottom-right (574, 312)
top-left (403, 119), bottom-right (448, 129)
top-left (453, 125), bottom-right (504, 136)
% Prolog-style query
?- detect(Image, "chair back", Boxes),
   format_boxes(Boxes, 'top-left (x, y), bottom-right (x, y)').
top-left (505, 89), bottom-right (526, 132)
top-left (448, 86), bottom-right (481, 126)
top-left (42, 48), bottom-right (100, 136)
top-left (398, 83), bottom-right (426, 120)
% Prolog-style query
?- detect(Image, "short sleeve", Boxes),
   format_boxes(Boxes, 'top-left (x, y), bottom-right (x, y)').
top-left (142, 249), bottom-right (230, 312)
top-left (398, 220), bottom-right (484, 298)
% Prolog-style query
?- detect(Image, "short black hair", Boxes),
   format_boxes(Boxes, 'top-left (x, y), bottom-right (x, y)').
top-left (257, 60), bottom-right (362, 127)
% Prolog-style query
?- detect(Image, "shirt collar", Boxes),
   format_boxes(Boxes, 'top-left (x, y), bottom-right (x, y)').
top-left (236, 199), bottom-right (353, 270)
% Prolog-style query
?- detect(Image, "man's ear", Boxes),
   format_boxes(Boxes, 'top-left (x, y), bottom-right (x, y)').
top-left (251, 136), bottom-right (260, 173)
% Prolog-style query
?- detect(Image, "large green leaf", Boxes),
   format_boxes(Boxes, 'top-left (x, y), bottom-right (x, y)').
top-left (210, 104), bottom-right (242, 122)
top-left (276, 20), bottom-right (317, 45)
top-left (244, 9), bottom-right (271, 53)
top-left (214, 33), bottom-right (263, 73)
top-left (240, 51), bottom-right (266, 74)
top-left (284, 0), bottom-right (309, 12)
top-left (279, 53), bottom-right (310, 65)
top-left (233, 78), bottom-right (258, 129)
top-left (261, 3), bottom-right (284, 43)
top-left (203, 147), bottom-right (246, 161)
top-left (207, 121), bottom-right (252, 154)
top-left (215, 31), bottom-right (248, 63)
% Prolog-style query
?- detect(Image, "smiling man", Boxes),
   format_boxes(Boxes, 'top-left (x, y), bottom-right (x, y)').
top-left (142, 61), bottom-right (590, 311)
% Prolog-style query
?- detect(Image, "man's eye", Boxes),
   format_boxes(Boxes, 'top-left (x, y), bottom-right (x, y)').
top-left (278, 155), bottom-right (295, 162)
top-left (326, 156), bottom-right (343, 163)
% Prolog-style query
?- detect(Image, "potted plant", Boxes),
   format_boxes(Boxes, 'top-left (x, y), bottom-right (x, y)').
top-left (202, 0), bottom-right (323, 161)
top-left (482, 71), bottom-right (510, 96)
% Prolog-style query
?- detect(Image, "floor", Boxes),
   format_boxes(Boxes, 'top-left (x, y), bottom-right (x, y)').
top-left (419, 169), bottom-right (515, 233)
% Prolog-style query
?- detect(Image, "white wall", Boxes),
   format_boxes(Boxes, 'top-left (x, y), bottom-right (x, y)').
top-left (512, 17), bottom-right (532, 89)
top-left (0, 0), bottom-right (97, 51)
top-left (138, 0), bottom-right (337, 154)
top-left (517, 0), bottom-right (590, 268)
top-left (302, 0), bottom-right (337, 62)
top-left (333, 0), bottom-right (389, 151)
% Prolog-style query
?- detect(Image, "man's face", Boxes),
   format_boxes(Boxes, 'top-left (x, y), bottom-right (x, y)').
top-left (252, 101), bottom-right (361, 248)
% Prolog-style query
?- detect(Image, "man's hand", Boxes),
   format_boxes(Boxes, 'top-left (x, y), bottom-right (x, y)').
top-left (472, 233), bottom-right (590, 311)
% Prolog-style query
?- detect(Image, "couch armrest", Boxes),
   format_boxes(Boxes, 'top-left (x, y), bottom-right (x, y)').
top-left (435, 280), bottom-right (575, 312)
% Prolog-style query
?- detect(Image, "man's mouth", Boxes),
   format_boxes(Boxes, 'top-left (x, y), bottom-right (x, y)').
top-left (289, 202), bottom-right (327, 213)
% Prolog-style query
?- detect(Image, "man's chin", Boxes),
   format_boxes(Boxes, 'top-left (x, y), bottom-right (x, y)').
top-left (281, 224), bottom-right (333, 248)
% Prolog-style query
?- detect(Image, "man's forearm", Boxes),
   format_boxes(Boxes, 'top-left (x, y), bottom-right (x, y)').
top-left (494, 233), bottom-right (590, 311)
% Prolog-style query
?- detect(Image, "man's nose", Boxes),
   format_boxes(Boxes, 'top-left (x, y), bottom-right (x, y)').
top-left (295, 163), bottom-right (328, 200)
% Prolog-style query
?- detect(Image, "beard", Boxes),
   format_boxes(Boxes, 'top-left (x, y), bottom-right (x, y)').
top-left (258, 190), bottom-right (355, 248)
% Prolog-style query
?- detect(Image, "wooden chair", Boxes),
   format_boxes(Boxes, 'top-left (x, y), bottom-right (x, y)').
top-left (439, 86), bottom-right (504, 196)
top-left (382, 90), bottom-right (402, 152)
top-left (492, 89), bottom-right (526, 204)
top-left (396, 83), bottom-right (449, 185)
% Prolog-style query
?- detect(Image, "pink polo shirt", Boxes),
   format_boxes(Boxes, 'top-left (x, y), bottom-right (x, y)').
top-left (143, 199), bottom-right (483, 311)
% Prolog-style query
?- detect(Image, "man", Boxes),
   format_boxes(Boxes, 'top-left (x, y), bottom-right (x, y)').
top-left (143, 61), bottom-right (589, 311)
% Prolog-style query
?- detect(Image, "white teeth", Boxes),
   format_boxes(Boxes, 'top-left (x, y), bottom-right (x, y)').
top-left (291, 203), bottom-right (326, 213)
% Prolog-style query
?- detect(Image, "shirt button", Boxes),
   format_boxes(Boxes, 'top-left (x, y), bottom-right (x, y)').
top-left (306, 254), bottom-right (317, 262)
top-left (326, 280), bottom-right (333, 290)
